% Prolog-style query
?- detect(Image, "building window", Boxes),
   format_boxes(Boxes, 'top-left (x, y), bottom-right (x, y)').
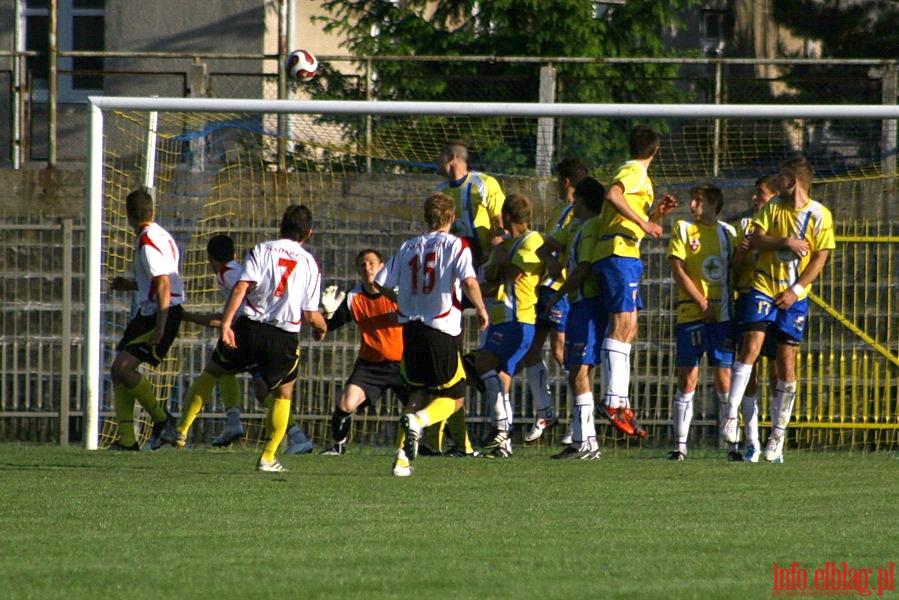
top-left (700, 9), bottom-right (727, 57)
top-left (23, 0), bottom-right (105, 100)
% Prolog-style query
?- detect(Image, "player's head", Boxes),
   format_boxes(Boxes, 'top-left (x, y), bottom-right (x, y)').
top-left (424, 192), bottom-right (456, 230)
top-left (207, 234), bottom-right (235, 263)
top-left (753, 174), bottom-right (781, 212)
top-left (280, 204), bottom-right (313, 242)
top-left (501, 194), bottom-right (531, 229)
top-left (779, 157), bottom-right (814, 194)
top-left (556, 157), bottom-right (589, 200)
top-left (436, 141), bottom-right (469, 177)
top-left (125, 189), bottom-right (154, 228)
top-left (355, 248), bottom-right (384, 284)
top-left (573, 177), bottom-right (605, 217)
top-left (629, 125), bottom-right (660, 160)
top-left (689, 184), bottom-right (724, 220)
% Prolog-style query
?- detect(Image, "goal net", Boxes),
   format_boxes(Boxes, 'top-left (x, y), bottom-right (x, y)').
top-left (85, 97), bottom-right (899, 452)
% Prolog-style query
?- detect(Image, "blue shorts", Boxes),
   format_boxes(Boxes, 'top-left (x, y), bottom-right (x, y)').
top-left (480, 321), bottom-right (535, 375)
top-left (563, 297), bottom-right (606, 369)
top-left (536, 285), bottom-right (568, 333)
top-left (675, 320), bottom-right (735, 368)
top-left (740, 289), bottom-right (808, 342)
top-left (593, 256), bottom-right (644, 314)
top-left (735, 293), bottom-right (776, 358)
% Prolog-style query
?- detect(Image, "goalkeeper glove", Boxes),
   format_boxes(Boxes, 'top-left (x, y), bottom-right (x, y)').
top-left (321, 285), bottom-right (346, 318)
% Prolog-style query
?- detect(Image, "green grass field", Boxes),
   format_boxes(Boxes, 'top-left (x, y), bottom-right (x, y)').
top-left (0, 444), bottom-right (895, 600)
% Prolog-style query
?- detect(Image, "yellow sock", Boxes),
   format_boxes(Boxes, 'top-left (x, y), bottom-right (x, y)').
top-left (261, 398), bottom-right (291, 463)
top-left (131, 377), bottom-right (167, 422)
top-left (219, 374), bottom-right (241, 410)
top-left (113, 385), bottom-right (136, 446)
top-left (422, 421), bottom-right (444, 452)
top-left (179, 371), bottom-right (217, 434)
top-left (445, 405), bottom-right (473, 453)
top-left (421, 397), bottom-right (457, 428)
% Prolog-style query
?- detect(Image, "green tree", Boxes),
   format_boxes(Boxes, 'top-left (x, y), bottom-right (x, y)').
top-left (312, 0), bottom-right (697, 173)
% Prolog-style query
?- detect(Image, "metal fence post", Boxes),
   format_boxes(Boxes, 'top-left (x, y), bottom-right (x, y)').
top-left (60, 217), bottom-right (72, 445)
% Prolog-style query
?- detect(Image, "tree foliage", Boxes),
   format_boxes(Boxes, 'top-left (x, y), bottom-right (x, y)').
top-left (312, 0), bottom-right (697, 173)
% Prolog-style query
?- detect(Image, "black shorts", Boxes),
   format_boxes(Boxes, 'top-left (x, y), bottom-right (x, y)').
top-left (346, 359), bottom-right (410, 405)
top-left (117, 305), bottom-right (184, 367)
top-left (212, 316), bottom-right (300, 390)
top-left (401, 321), bottom-right (467, 398)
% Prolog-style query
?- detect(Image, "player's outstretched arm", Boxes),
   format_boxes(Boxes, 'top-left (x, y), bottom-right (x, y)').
top-left (305, 309), bottom-right (328, 341)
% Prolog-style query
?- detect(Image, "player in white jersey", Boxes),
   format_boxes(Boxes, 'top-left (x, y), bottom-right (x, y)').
top-left (218, 205), bottom-right (328, 472)
top-left (667, 185), bottom-right (738, 461)
top-left (720, 157), bottom-right (835, 463)
top-left (380, 192), bottom-right (489, 476)
top-left (161, 235), bottom-right (313, 453)
top-left (108, 189), bottom-right (184, 451)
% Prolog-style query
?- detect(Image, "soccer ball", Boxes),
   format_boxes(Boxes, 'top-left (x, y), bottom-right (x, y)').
top-left (285, 49), bottom-right (319, 81)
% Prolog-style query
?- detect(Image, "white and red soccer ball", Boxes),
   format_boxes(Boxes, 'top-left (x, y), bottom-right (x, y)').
top-left (285, 49), bottom-right (319, 81)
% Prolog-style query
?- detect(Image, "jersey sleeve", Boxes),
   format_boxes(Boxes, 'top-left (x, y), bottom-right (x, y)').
top-left (454, 237), bottom-right (478, 281)
top-left (668, 220), bottom-right (688, 260)
top-left (812, 208), bottom-right (836, 252)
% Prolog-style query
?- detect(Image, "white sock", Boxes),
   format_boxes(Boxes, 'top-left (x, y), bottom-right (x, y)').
top-left (726, 362), bottom-right (753, 419)
top-left (772, 380), bottom-right (797, 439)
top-left (225, 407), bottom-right (241, 426)
top-left (741, 394), bottom-right (759, 450)
top-left (601, 338), bottom-right (631, 410)
top-left (673, 390), bottom-right (694, 454)
top-left (718, 391), bottom-right (738, 449)
top-left (574, 392), bottom-right (596, 450)
top-left (413, 409), bottom-right (432, 429)
top-left (481, 370), bottom-right (508, 430)
top-left (527, 361), bottom-right (553, 419)
top-left (503, 392), bottom-right (513, 429)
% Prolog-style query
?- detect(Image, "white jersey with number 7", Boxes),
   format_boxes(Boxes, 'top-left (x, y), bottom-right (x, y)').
top-left (238, 238), bottom-right (321, 333)
top-left (383, 231), bottom-right (477, 337)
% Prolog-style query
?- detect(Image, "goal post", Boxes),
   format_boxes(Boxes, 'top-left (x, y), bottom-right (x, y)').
top-left (84, 97), bottom-right (899, 451)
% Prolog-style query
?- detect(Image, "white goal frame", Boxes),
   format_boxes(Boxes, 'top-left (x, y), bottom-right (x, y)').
top-left (84, 96), bottom-right (899, 449)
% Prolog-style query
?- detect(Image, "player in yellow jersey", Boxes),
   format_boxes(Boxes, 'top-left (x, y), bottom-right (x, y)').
top-left (435, 141), bottom-right (506, 267)
top-left (667, 185), bottom-right (737, 461)
top-left (541, 177), bottom-right (607, 460)
top-left (721, 158), bottom-right (835, 463)
top-left (731, 175), bottom-right (781, 462)
top-left (591, 125), bottom-right (678, 437)
top-left (521, 158), bottom-right (588, 443)
top-left (472, 194), bottom-right (544, 458)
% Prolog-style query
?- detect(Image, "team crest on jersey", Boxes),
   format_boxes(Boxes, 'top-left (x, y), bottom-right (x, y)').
top-left (701, 256), bottom-right (723, 282)
top-left (689, 238), bottom-right (701, 252)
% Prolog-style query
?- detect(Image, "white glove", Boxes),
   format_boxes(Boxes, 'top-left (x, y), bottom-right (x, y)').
top-left (321, 285), bottom-right (345, 319)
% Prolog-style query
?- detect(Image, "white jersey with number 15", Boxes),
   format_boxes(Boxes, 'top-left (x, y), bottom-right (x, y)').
top-left (383, 231), bottom-right (477, 337)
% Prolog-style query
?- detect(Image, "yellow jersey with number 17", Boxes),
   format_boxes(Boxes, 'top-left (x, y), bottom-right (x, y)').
top-left (750, 197), bottom-right (835, 300)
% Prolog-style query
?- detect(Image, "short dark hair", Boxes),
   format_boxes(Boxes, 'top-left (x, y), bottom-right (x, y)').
top-left (574, 177), bottom-right (605, 213)
top-left (280, 205), bottom-right (313, 241)
top-left (556, 157), bottom-right (588, 182)
top-left (690, 184), bottom-right (724, 215)
top-left (501, 194), bottom-right (532, 225)
top-left (206, 234), bottom-right (235, 263)
top-left (125, 189), bottom-right (154, 223)
top-left (755, 174), bottom-right (781, 195)
top-left (355, 248), bottom-right (383, 266)
top-left (629, 125), bottom-right (660, 160)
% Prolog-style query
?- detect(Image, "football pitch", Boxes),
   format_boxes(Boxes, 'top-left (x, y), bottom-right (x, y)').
top-left (0, 444), bottom-right (895, 600)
